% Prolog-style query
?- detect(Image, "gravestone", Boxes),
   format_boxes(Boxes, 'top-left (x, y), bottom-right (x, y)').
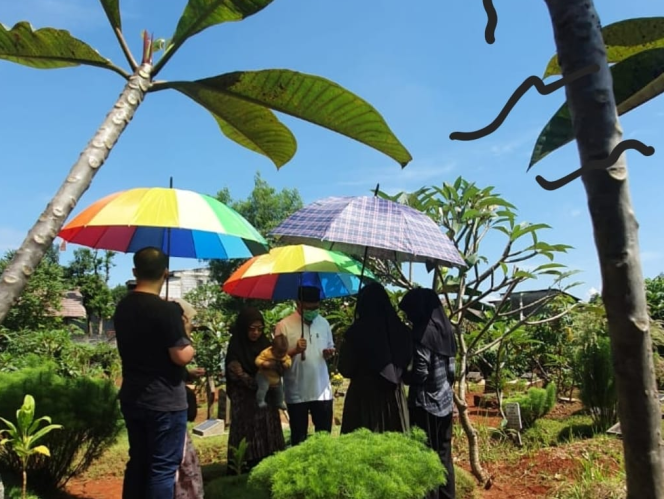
top-left (193, 418), bottom-right (225, 437)
top-left (504, 402), bottom-right (522, 431)
top-left (503, 402), bottom-right (523, 446)
top-left (606, 422), bottom-right (622, 436)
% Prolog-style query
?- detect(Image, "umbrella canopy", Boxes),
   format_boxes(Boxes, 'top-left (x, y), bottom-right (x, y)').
top-left (58, 187), bottom-right (268, 259)
top-left (270, 196), bottom-right (465, 267)
top-left (222, 244), bottom-right (377, 300)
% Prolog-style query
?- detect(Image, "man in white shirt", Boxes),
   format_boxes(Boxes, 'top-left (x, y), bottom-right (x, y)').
top-left (274, 285), bottom-right (336, 445)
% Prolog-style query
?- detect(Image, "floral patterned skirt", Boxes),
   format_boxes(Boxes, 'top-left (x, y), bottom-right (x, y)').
top-left (175, 431), bottom-right (204, 499)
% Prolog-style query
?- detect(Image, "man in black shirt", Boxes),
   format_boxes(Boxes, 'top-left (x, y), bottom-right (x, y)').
top-left (114, 247), bottom-right (195, 499)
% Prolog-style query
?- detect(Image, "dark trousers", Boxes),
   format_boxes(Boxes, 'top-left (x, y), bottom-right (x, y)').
top-left (286, 400), bottom-right (333, 446)
top-left (121, 404), bottom-right (188, 499)
top-left (411, 407), bottom-right (455, 499)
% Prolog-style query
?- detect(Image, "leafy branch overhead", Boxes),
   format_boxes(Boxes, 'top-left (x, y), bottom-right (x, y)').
top-left (0, 0), bottom-right (412, 326)
top-left (530, 16), bottom-right (664, 168)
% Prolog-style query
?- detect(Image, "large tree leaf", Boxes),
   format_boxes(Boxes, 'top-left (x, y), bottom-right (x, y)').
top-left (529, 48), bottom-right (664, 169)
top-left (543, 17), bottom-right (664, 78)
top-left (171, 0), bottom-right (274, 49)
top-left (99, 0), bottom-right (121, 30)
top-left (167, 70), bottom-right (412, 166)
top-left (173, 81), bottom-right (297, 168)
top-left (0, 22), bottom-right (115, 70)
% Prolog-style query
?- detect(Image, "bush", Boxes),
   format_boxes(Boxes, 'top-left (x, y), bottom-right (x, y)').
top-left (575, 337), bottom-right (618, 431)
top-left (504, 382), bottom-right (557, 428)
top-left (248, 428), bottom-right (446, 499)
top-left (0, 329), bottom-right (121, 379)
top-left (454, 466), bottom-right (479, 499)
top-left (0, 367), bottom-right (122, 491)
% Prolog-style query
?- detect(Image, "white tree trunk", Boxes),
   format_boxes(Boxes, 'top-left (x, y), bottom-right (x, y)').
top-left (543, 1), bottom-right (664, 497)
top-left (0, 64), bottom-right (152, 325)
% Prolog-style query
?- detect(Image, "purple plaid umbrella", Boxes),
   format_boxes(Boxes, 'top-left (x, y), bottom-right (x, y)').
top-left (270, 195), bottom-right (465, 268)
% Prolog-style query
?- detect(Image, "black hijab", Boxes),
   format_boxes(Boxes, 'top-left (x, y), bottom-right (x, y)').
top-left (399, 288), bottom-right (457, 357)
top-left (224, 307), bottom-right (270, 376)
top-left (345, 282), bottom-right (412, 384)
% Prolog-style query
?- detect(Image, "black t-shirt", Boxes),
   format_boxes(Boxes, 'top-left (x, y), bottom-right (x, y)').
top-left (113, 292), bottom-right (191, 411)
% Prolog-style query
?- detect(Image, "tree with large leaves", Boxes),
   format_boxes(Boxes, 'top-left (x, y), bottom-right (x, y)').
top-left (380, 177), bottom-right (577, 486)
top-left (540, 1), bottom-right (664, 496)
top-left (0, 0), bottom-right (412, 326)
top-left (530, 16), bottom-right (664, 168)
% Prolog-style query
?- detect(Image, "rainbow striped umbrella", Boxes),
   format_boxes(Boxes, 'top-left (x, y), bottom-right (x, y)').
top-left (223, 244), bottom-right (377, 300)
top-left (58, 187), bottom-right (268, 259)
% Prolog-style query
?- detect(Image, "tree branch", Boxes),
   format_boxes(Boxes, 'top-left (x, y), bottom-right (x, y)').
top-left (113, 27), bottom-right (138, 71)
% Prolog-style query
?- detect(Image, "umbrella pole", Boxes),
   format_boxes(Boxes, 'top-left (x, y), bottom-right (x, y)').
top-left (299, 273), bottom-right (306, 361)
top-left (354, 183), bottom-right (380, 318)
top-left (165, 176), bottom-right (173, 300)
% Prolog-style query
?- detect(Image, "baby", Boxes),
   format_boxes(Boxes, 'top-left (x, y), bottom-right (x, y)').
top-left (255, 334), bottom-right (291, 410)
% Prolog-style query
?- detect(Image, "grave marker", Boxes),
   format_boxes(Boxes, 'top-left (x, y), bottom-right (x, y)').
top-left (193, 418), bottom-right (225, 437)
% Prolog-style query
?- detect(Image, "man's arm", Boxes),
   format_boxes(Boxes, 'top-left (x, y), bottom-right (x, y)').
top-left (278, 321), bottom-right (305, 357)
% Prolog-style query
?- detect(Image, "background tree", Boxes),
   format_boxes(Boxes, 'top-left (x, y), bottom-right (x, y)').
top-left (208, 172), bottom-right (304, 314)
top-left (540, 1), bottom-right (664, 496)
top-left (0, 247), bottom-right (64, 332)
top-left (645, 273), bottom-right (664, 322)
top-left (0, 0), bottom-right (411, 326)
top-left (64, 249), bottom-right (116, 335)
top-left (380, 177), bottom-right (577, 485)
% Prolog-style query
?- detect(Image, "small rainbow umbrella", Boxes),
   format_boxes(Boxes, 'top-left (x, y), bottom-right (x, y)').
top-left (222, 244), bottom-right (377, 301)
top-left (58, 187), bottom-right (268, 259)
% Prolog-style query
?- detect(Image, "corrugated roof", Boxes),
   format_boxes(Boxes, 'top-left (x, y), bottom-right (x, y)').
top-left (55, 290), bottom-right (87, 318)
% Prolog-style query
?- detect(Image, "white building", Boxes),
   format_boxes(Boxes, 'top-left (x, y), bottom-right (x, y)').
top-left (159, 267), bottom-right (213, 299)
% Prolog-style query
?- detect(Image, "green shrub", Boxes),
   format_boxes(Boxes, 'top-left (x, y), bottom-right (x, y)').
top-left (504, 382), bottom-right (556, 428)
top-left (575, 337), bottom-right (618, 431)
top-left (0, 367), bottom-right (122, 491)
top-left (0, 330), bottom-right (121, 380)
top-left (522, 415), bottom-right (596, 448)
top-left (454, 466), bottom-right (479, 499)
top-left (248, 428), bottom-right (446, 499)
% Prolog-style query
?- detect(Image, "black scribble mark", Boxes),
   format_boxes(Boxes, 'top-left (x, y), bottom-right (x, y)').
top-left (535, 139), bottom-right (655, 191)
top-left (483, 0), bottom-right (497, 44)
top-left (449, 64), bottom-right (600, 141)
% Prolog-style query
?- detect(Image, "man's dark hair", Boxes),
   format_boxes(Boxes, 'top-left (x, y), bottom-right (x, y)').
top-left (133, 247), bottom-right (168, 281)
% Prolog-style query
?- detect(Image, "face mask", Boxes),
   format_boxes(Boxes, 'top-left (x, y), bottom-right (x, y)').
top-left (302, 309), bottom-right (319, 322)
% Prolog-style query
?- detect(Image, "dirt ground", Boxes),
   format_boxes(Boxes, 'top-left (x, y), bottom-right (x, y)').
top-left (65, 392), bottom-right (608, 499)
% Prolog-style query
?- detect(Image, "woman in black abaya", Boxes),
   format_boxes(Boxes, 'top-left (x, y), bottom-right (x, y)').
top-left (400, 287), bottom-right (457, 499)
top-left (338, 282), bottom-right (412, 434)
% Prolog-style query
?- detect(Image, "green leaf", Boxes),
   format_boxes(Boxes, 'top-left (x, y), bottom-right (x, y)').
top-left (166, 70), bottom-right (412, 166)
top-left (170, 0), bottom-right (275, 49)
top-left (99, 0), bottom-right (121, 30)
top-left (173, 82), bottom-right (297, 168)
top-left (0, 22), bottom-right (116, 71)
top-left (529, 48), bottom-right (664, 169)
top-left (29, 423), bottom-right (62, 444)
top-left (544, 17), bottom-right (664, 77)
top-left (32, 445), bottom-right (50, 457)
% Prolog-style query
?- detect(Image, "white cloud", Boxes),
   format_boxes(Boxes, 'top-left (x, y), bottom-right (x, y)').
top-left (487, 129), bottom-right (540, 158)
top-left (2, 0), bottom-right (105, 30)
top-left (585, 286), bottom-right (600, 301)
top-left (570, 208), bottom-right (582, 218)
top-left (336, 159), bottom-right (457, 192)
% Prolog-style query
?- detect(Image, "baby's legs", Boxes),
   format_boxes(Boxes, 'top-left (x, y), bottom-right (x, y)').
top-left (255, 372), bottom-right (270, 409)
top-left (272, 381), bottom-right (287, 410)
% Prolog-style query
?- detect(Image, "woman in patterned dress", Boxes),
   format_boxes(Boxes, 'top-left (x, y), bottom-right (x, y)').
top-left (224, 307), bottom-right (286, 469)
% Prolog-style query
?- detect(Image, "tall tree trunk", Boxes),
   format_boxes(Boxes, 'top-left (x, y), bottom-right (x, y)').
top-left (543, 1), bottom-right (664, 497)
top-left (0, 65), bottom-right (152, 325)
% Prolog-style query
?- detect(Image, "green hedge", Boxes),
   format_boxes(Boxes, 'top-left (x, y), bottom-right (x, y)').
top-left (0, 367), bottom-right (122, 491)
top-left (504, 382), bottom-right (557, 428)
top-left (248, 428), bottom-right (446, 499)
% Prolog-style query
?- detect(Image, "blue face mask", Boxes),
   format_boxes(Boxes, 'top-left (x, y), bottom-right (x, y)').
top-left (302, 309), bottom-right (319, 322)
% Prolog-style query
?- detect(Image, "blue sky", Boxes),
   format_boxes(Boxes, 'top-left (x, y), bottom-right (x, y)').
top-left (1, 0), bottom-right (662, 300)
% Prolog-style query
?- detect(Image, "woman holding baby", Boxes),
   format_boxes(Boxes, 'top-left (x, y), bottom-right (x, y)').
top-left (224, 307), bottom-right (286, 470)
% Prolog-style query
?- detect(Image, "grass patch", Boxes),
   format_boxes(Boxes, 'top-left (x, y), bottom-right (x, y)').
top-left (205, 474), bottom-right (270, 499)
top-left (522, 415), bottom-right (596, 448)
